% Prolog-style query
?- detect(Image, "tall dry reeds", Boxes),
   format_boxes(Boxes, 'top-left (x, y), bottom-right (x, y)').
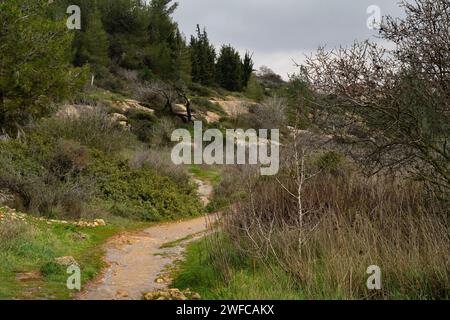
top-left (208, 169), bottom-right (449, 299)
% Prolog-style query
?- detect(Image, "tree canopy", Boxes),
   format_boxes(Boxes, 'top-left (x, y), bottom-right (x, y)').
top-left (0, 0), bottom-right (87, 132)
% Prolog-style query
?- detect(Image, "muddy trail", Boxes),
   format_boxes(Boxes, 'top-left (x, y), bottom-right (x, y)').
top-left (78, 179), bottom-right (215, 300)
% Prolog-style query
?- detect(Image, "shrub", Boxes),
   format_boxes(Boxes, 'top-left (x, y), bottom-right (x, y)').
top-left (149, 117), bottom-right (176, 147)
top-left (34, 109), bottom-right (136, 153)
top-left (126, 109), bottom-right (158, 143)
top-left (247, 97), bottom-right (287, 130)
top-left (244, 74), bottom-right (265, 102)
top-left (88, 151), bottom-right (202, 221)
top-left (314, 151), bottom-right (346, 175)
top-left (48, 140), bottom-right (89, 178)
top-left (208, 165), bottom-right (256, 212)
top-left (0, 139), bottom-right (93, 219)
top-left (130, 149), bottom-right (190, 185)
top-left (0, 170), bottom-right (92, 219)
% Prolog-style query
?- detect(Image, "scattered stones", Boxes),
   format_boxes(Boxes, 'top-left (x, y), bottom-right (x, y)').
top-left (143, 288), bottom-right (201, 301)
top-left (54, 256), bottom-right (79, 267)
top-left (155, 274), bottom-right (172, 284)
top-left (0, 206), bottom-right (27, 223)
top-left (0, 205), bottom-right (107, 228)
top-left (73, 219), bottom-right (106, 228)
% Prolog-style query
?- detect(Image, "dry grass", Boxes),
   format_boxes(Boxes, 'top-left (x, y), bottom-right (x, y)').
top-left (208, 171), bottom-right (449, 299)
top-left (129, 148), bottom-right (190, 185)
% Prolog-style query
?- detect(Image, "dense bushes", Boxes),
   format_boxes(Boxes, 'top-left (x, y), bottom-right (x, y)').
top-left (89, 151), bottom-right (201, 221)
top-left (0, 110), bottom-right (203, 221)
top-left (0, 139), bottom-right (93, 218)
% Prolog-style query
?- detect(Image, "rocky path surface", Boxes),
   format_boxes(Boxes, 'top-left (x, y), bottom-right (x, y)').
top-left (78, 178), bottom-right (214, 300)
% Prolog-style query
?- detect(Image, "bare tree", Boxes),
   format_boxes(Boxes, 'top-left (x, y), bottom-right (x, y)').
top-left (138, 80), bottom-right (193, 123)
top-left (304, 0), bottom-right (449, 191)
top-left (120, 69), bottom-right (194, 123)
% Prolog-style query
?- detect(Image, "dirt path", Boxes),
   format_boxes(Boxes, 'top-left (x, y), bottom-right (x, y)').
top-left (78, 178), bottom-right (215, 300)
top-left (193, 178), bottom-right (213, 206)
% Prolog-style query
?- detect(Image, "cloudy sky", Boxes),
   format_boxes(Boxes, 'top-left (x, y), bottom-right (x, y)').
top-left (173, 0), bottom-right (404, 79)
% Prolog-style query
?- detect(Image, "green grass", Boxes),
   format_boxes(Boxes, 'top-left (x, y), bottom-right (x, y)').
top-left (190, 97), bottom-right (227, 116)
top-left (159, 233), bottom-right (201, 249)
top-left (74, 88), bottom-right (128, 107)
top-left (0, 216), bottom-right (148, 300)
top-left (188, 165), bottom-right (221, 185)
top-left (172, 237), bottom-right (305, 300)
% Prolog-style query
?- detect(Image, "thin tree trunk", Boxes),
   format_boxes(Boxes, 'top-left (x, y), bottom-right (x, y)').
top-left (186, 98), bottom-right (192, 123)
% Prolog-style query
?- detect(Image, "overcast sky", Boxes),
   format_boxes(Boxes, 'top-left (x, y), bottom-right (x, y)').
top-left (173, 0), bottom-right (404, 79)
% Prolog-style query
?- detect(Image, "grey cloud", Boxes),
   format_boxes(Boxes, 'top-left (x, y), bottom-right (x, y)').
top-left (173, 0), bottom-right (404, 77)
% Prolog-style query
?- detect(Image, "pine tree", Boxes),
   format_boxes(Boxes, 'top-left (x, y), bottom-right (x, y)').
top-left (0, 0), bottom-right (88, 132)
top-left (242, 52), bottom-right (254, 88)
top-left (174, 30), bottom-right (192, 83)
top-left (216, 45), bottom-right (243, 91)
top-left (73, 7), bottom-right (110, 76)
top-left (98, 0), bottom-right (150, 69)
top-left (190, 25), bottom-right (216, 86)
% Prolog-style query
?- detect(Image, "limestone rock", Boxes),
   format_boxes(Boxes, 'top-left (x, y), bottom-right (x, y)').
top-left (54, 256), bottom-right (78, 267)
top-left (143, 288), bottom-right (201, 301)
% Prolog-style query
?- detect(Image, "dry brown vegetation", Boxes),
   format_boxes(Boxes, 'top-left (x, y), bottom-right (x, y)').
top-left (207, 164), bottom-right (449, 299)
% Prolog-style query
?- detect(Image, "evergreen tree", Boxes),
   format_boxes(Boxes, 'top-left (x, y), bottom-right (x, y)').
top-left (216, 45), bottom-right (243, 91)
top-left (0, 0), bottom-right (88, 132)
top-left (174, 30), bottom-right (192, 82)
top-left (190, 25), bottom-right (216, 86)
top-left (98, 0), bottom-right (150, 69)
top-left (146, 0), bottom-right (186, 80)
top-left (73, 6), bottom-right (110, 76)
top-left (242, 52), bottom-right (254, 88)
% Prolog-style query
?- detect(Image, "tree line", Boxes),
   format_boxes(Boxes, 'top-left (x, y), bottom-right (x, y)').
top-left (62, 0), bottom-right (253, 90)
top-left (0, 0), bottom-right (254, 132)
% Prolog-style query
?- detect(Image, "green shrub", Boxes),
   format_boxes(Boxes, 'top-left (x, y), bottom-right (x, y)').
top-left (88, 151), bottom-right (202, 221)
top-left (0, 108), bottom-right (202, 222)
top-left (48, 140), bottom-right (89, 178)
top-left (40, 261), bottom-right (66, 277)
top-left (314, 151), bottom-right (346, 175)
top-left (126, 109), bottom-right (158, 143)
top-left (130, 149), bottom-right (190, 185)
top-left (33, 109), bottom-right (137, 153)
top-left (0, 138), bottom-right (93, 218)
